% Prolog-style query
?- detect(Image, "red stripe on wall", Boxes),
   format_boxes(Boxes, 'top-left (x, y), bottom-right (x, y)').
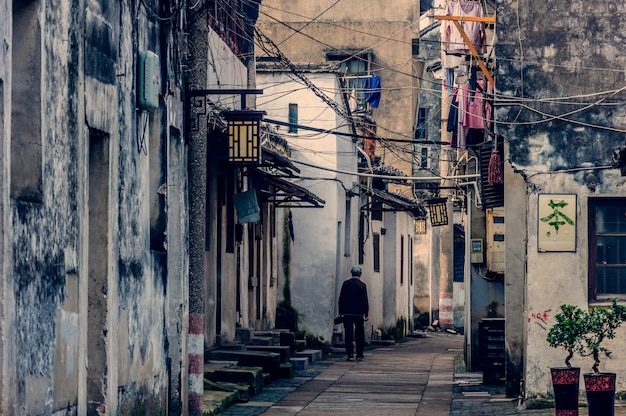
top-left (189, 313), bottom-right (204, 334)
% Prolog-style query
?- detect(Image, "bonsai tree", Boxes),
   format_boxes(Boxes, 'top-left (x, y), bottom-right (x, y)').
top-left (547, 304), bottom-right (589, 368)
top-left (580, 299), bottom-right (626, 373)
top-left (548, 299), bottom-right (626, 372)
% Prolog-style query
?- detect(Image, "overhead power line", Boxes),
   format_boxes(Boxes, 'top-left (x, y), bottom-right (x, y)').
top-left (264, 118), bottom-right (449, 146)
top-left (254, 26), bottom-right (355, 124)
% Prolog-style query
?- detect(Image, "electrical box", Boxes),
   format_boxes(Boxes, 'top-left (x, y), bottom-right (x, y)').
top-left (470, 238), bottom-right (484, 264)
top-left (138, 50), bottom-right (160, 111)
top-left (486, 208), bottom-right (505, 273)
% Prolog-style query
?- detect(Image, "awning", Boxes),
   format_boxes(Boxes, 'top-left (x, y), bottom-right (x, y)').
top-left (253, 169), bottom-right (325, 208)
top-left (360, 185), bottom-right (427, 218)
top-left (262, 146), bottom-right (300, 175)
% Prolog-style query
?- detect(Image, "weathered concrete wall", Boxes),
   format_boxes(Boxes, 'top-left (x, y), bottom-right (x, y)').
top-left (496, 0), bottom-right (626, 397)
top-left (1, 0), bottom-right (188, 414)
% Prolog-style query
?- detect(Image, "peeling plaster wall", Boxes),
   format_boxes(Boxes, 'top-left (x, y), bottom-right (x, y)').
top-left (495, 0), bottom-right (626, 397)
top-left (0, 0), bottom-right (13, 413)
top-left (2, 1), bottom-right (188, 414)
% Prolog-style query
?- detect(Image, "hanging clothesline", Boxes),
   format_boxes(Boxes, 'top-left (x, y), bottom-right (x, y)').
top-left (435, 15), bottom-right (495, 87)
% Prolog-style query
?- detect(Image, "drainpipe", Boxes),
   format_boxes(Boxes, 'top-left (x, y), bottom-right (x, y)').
top-left (464, 191), bottom-right (472, 369)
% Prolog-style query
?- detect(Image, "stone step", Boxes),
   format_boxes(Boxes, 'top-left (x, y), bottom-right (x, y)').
top-left (245, 345), bottom-right (292, 363)
top-left (208, 350), bottom-right (282, 376)
top-left (278, 362), bottom-right (294, 379)
top-left (295, 339), bottom-right (307, 351)
top-left (290, 356), bottom-right (309, 370)
top-left (201, 385), bottom-right (239, 416)
top-left (293, 349), bottom-right (322, 362)
top-left (279, 331), bottom-right (297, 351)
top-left (205, 366), bottom-right (265, 395)
top-left (248, 336), bottom-right (274, 346)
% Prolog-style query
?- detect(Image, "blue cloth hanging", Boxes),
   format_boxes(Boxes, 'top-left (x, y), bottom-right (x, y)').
top-left (364, 74), bottom-right (381, 108)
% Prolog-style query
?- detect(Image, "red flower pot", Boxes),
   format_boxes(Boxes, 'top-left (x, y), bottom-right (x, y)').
top-left (584, 372), bottom-right (616, 416)
top-left (551, 367), bottom-right (580, 416)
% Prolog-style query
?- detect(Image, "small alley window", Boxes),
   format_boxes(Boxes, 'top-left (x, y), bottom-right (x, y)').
top-left (373, 233), bottom-right (380, 273)
top-left (288, 103), bottom-right (298, 133)
top-left (415, 107), bottom-right (428, 140)
top-left (589, 198), bottom-right (626, 302)
top-left (327, 51), bottom-right (372, 113)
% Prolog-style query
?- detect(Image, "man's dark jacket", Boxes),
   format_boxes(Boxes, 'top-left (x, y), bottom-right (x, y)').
top-left (338, 277), bottom-right (369, 317)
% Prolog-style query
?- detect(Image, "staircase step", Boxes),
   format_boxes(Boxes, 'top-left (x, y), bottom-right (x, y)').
top-left (295, 339), bottom-right (307, 351)
top-left (279, 332), bottom-right (296, 351)
top-left (205, 366), bottom-right (264, 395)
top-left (208, 350), bottom-right (281, 375)
top-left (245, 345), bottom-right (291, 363)
top-left (293, 349), bottom-right (322, 362)
top-left (202, 387), bottom-right (238, 416)
top-left (290, 356), bottom-right (309, 370)
top-left (278, 362), bottom-right (294, 379)
top-left (248, 336), bottom-right (274, 346)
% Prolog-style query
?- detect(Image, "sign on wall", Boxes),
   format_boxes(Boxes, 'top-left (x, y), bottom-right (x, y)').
top-left (537, 194), bottom-right (577, 252)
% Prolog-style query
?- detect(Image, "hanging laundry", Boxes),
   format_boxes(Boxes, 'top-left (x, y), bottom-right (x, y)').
top-left (464, 78), bottom-right (485, 130)
top-left (457, 83), bottom-right (469, 148)
top-left (442, 0), bottom-right (486, 55)
top-left (348, 88), bottom-right (358, 112)
top-left (364, 74), bottom-right (381, 108)
top-left (445, 68), bottom-right (455, 94)
top-left (447, 88), bottom-right (460, 147)
top-left (468, 65), bottom-right (479, 102)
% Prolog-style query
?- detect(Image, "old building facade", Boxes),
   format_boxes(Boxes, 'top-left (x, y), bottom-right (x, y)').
top-left (496, 0), bottom-right (626, 399)
top-left (2, 0), bottom-right (188, 414)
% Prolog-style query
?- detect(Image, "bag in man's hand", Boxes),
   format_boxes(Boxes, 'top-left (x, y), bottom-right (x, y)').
top-left (334, 315), bottom-right (344, 325)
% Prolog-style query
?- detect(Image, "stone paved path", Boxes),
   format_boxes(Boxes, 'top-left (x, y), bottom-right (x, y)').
top-left (220, 334), bottom-right (626, 416)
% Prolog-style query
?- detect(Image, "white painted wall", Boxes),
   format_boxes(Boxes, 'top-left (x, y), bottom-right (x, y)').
top-left (257, 71), bottom-right (360, 341)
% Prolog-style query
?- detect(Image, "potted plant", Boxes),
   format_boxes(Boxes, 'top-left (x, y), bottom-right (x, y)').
top-left (579, 299), bottom-right (626, 416)
top-left (547, 304), bottom-right (588, 416)
top-left (548, 299), bottom-right (626, 416)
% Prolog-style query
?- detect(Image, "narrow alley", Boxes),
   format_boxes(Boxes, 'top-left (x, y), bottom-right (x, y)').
top-left (216, 334), bottom-right (626, 416)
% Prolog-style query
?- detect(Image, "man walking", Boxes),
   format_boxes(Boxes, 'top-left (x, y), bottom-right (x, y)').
top-left (338, 265), bottom-right (369, 361)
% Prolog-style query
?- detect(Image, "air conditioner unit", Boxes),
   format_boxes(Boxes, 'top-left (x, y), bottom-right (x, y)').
top-left (138, 50), bottom-right (160, 111)
top-left (486, 208), bottom-right (505, 273)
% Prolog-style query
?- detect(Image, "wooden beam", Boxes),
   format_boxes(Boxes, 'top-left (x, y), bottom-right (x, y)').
top-left (435, 15), bottom-right (495, 23)
top-left (438, 18), bottom-right (495, 88)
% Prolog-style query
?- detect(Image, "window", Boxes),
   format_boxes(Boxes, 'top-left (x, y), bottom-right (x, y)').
top-left (589, 198), bottom-right (626, 302)
top-left (288, 103), bottom-right (298, 133)
top-left (415, 108), bottom-right (428, 140)
top-left (420, 147), bottom-right (428, 169)
top-left (358, 212), bottom-right (366, 264)
top-left (400, 235), bottom-right (405, 284)
top-left (373, 233), bottom-right (380, 272)
top-left (344, 199), bottom-right (351, 256)
top-left (371, 198), bottom-right (383, 221)
top-left (327, 51), bottom-right (372, 113)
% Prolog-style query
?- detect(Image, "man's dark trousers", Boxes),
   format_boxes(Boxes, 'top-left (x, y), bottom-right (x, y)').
top-left (343, 315), bottom-right (365, 357)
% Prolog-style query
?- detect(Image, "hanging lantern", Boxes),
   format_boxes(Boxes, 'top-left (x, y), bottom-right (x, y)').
top-left (415, 219), bottom-right (427, 235)
top-left (223, 110), bottom-right (266, 164)
top-left (426, 198), bottom-right (448, 226)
